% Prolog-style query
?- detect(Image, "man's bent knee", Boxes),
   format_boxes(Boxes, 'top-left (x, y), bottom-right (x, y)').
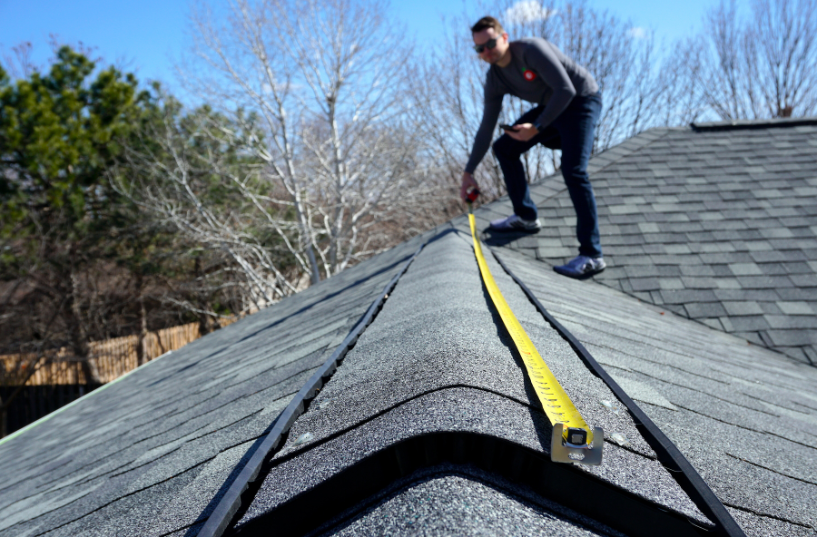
top-left (492, 135), bottom-right (522, 160)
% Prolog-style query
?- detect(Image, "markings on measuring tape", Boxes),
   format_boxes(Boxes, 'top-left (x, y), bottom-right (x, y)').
top-left (467, 206), bottom-right (603, 466)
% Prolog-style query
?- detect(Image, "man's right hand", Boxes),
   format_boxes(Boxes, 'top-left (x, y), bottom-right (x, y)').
top-left (460, 172), bottom-right (479, 202)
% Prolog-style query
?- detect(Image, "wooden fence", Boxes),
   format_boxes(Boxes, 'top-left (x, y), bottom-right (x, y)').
top-left (1, 316), bottom-right (243, 386)
top-left (1, 317), bottom-right (240, 437)
top-left (1, 322), bottom-right (202, 386)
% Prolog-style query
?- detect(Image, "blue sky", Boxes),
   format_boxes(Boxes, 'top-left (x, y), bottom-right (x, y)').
top-left (2, 0), bottom-right (712, 97)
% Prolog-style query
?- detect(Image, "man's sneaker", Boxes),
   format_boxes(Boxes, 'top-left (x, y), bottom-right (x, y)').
top-left (554, 255), bottom-right (606, 279)
top-left (489, 214), bottom-right (542, 232)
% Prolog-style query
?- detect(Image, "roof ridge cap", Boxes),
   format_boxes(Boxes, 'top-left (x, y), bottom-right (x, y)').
top-left (691, 116), bottom-right (817, 131)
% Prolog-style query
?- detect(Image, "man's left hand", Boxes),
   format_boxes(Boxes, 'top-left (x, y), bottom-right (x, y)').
top-left (505, 122), bottom-right (539, 142)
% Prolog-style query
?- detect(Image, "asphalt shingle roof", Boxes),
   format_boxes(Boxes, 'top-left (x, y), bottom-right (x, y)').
top-left (236, 232), bottom-right (708, 533)
top-left (488, 248), bottom-right (817, 534)
top-left (492, 118), bottom-right (817, 365)
top-left (0, 234), bottom-right (425, 537)
top-left (1, 118), bottom-right (816, 537)
top-left (317, 469), bottom-right (617, 536)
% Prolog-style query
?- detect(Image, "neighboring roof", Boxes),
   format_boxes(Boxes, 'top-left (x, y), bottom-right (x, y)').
top-left (490, 117), bottom-right (817, 365)
top-left (1, 118), bottom-right (816, 537)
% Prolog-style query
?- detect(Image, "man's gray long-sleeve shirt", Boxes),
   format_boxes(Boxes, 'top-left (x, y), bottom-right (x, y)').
top-left (464, 38), bottom-right (599, 174)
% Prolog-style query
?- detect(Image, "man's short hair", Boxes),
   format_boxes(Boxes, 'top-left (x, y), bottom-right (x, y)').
top-left (471, 16), bottom-right (505, 35)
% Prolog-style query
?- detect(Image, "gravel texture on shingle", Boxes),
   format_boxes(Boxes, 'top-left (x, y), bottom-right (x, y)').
top-left (481, 119), bottom-right (817, 364)
top-left (319, 467), bottom-right (621, 537)
top-left (727, 507), bottom-right (816, 537)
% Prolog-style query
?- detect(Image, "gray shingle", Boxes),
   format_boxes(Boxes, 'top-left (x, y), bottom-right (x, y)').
top-left (684, 302), bottom-right (728, 318)
top-left (764, 315), bottom-right (817, 330)
top-left (659, 289), bottom-right (719, 304)
top-left (728, 316), bottom-right (772, 332)
top-left (729, 263), bottom-right (764, 276)
top-left (680, 277), bottom-right (720, 289)
top-left (776, 301), bottom-right (815, 315)
top-left (723, 301), bottom-right (765, 316)
top-left (736, 275), bottom-right (795, 289)
top-left (715, 289), bottom-right (782, 301)
top-left (789, 273), bottom-right (817, 287)
top-left (630, 278), bottom-right (661, 291)
top-left (766, 330), bottom-right (816, 347)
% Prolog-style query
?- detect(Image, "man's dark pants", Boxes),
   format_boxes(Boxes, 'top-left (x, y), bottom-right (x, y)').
top-left (492, 92), bottom-right (603, 258)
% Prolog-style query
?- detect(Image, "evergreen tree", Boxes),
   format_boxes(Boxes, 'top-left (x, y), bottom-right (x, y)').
top-left (0, 46), bottom-right (152, 382)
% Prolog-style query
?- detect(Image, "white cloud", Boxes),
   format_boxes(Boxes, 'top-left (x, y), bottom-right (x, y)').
top-left (628, 27), bottom-right (647, 39)
top-left (505, 1), bottom-right (554, 25)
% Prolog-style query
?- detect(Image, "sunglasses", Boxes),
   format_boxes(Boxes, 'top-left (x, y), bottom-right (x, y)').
top-left (474, 38), bottom-right (498, 54)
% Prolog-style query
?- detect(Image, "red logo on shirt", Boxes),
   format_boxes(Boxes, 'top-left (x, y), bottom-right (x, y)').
top-left (523, 69), bottom-right (536, 81)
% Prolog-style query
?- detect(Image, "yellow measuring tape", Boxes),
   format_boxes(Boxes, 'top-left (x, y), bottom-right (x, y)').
top-left (467, 206), bottom-right (602, 464)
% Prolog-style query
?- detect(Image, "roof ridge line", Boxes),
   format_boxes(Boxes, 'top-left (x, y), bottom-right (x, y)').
top-left (691, 116), bottom-right (817, 131)
top-left (490, 248), bottom-right (747, 537)
top-left (263, 384), bottom-right (562, 470)
top-left (195, 231), bottom-right (438, 537)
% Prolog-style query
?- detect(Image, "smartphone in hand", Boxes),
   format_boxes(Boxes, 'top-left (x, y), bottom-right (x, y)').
top-left (499, 124), bottom-right (517, 131)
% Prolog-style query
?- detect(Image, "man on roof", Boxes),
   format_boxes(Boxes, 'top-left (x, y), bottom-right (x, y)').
top-left (461, 16), bottom-right (605, 279)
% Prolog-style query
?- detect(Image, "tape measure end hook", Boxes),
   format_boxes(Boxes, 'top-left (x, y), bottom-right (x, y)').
top-left (551, 424), bottom-right (604, 466)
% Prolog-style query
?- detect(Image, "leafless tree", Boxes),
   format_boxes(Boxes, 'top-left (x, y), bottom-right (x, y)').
top-left (753, 0), bottom-right (817, 117)
top-left (697, 0), bottom-right (817, 120)
top-left (648, 37), bottom-right (709, 127)
top-left (169, 0), bottom-right (428, 289)
top-left (1, 42), bottom-right (36, 80)
top-left (113, 102), bottom-right (294, 311)
top-left (405, 16), bottom-right (509, 204)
